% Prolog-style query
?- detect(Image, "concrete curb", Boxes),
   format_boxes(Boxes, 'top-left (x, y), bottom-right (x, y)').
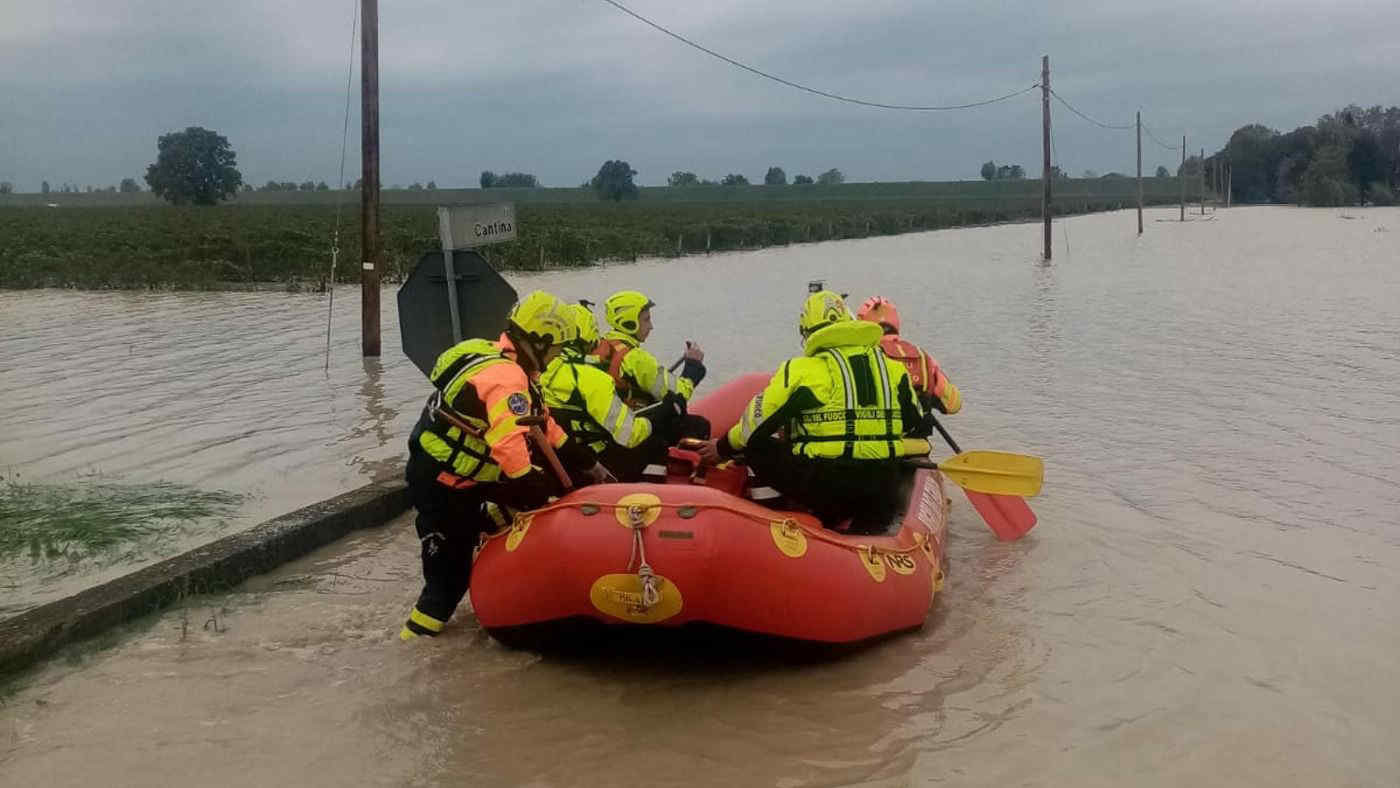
top-left (0, 478), bottom-right (410, 677)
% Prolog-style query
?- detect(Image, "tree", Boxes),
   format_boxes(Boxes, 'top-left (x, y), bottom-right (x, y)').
top-left (299, 181), bottom-right (316, 191)
top-left (119, 177), bottom-right (140, 193)
top-left (721, 173), bottom-right (749, 186)
top-left (1082, 169), bottom-right (1098, 179)
top-left (426, 181), bottom-right (436, 190)
top-left (144, 126), bottom-right (242, 205)
top-left (1049, 166), bottom-right (1065, 179)
top-left (980, 161), bottom-right (997, 180)
top-left (668, 171), bottom-right (700, 187)
top-left (1301, 144), bottom-right (1358, 206)
top-left (1155, 165), bottom-right (1170, 178)
top-left (241, 183), bottom-right (253, 192)
top-left (316, 181), bottom-right (330, 191)
top-left (817, 168), bottom-right (844, 185)
top-left (41, 180), bottom-right (50, 194)
top-left (591, 160), bottom-right (638, 201)
top-left (493, 172), bottom-right (538, 188)
top-left (793, 174), bottom-right (813, 185)
top-left (261, 181), bottom-right (282, 191)
top-left (480, 170), bottom-right (497, 188)
top-left (764, 166), bottom-right (787, 186)
top-left (0, 182), bottom-right (12, 194)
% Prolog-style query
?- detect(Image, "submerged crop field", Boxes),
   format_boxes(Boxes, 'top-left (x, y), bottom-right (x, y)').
top-left (0, 178), bottom-right (1194, 289)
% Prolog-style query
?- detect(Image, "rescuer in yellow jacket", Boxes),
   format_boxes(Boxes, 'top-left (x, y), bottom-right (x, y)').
top-left (696, 291), bottom-right (929, 532)
top-left (594, 289), bottom-right (711, 440)
top-left (541, 302), bottom-right (686, 481)
top-left (400, 291), bottom-right (611, 641)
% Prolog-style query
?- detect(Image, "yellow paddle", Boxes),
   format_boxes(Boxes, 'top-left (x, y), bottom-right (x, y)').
top-left (906, 450), bottom-right (1044, 498)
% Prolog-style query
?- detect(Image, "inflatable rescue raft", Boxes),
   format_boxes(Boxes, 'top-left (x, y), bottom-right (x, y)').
top-left (468, 374), bottom-right (949, 646)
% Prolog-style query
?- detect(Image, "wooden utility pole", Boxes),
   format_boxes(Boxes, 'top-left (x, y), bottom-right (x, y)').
top-left (1136, 111), bottom-right (1143, 234)
top-left (1200, 148), bottom-right (1206, 215)
top-left (1180, 136), bottom-right (1186, 221)
top-left (1227, 164), bottom-right (1232, 208)
top-left (360, 0), bottom-right (381, 357)
top-left (1041, 55), bottom-right (1052, 261)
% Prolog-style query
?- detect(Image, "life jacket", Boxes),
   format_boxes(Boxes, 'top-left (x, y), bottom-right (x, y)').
top-left (592, 334), bottom-right (659, 408)
top-left (541, 354), bottom-right (627, 453)
top-left (790, 320), bottom-right (908, 460)
top-left (410, 338), bottom-right (544, 484)
top-left (877, 334), bottom-right (947, 399)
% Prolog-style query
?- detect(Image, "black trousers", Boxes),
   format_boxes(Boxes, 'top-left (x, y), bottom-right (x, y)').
top-left (597, 413), bottom-right (711, 482)
top-left (744, 436), bottom-right (903, 534)
top-left (404, 452), bottom-right (493, 625)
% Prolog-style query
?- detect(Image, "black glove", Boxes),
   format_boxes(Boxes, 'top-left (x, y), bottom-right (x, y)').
top-left (680, 358), bottom-right (706, 386)
top-left (652, 391), bottom-right (687, 443)
top-left (493, 469), bottom-right (554, 511)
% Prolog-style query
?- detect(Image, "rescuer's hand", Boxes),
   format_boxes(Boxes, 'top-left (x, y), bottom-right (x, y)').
top-left (683, 341), bottom-right (704, 363)
top-left (693, 439), bottom-right (721, 465)
top-left (585, 463), bottom-right (617, 485)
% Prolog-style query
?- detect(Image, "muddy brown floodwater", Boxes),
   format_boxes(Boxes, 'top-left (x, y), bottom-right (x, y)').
top-left (3, 206), bottom-right (1399, 786)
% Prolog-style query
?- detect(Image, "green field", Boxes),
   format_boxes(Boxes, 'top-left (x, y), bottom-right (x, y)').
top-left (0, 178), bottom-right (1200, 289)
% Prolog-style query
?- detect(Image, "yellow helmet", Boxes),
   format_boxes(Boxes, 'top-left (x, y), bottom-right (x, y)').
top-left (507, 290), bottom-right (575, 347)
top-left (604, 290), bottom-right (654, 335)
top-left (567, 301), bottom-right (600, 348)
top-left (798, 290), bottom-right (852, 337)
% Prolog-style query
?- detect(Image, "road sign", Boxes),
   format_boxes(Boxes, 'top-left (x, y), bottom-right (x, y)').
top-left (438, 203), bottom-right (517, 249)
top-left (397, 250), bottom-right (517, 378)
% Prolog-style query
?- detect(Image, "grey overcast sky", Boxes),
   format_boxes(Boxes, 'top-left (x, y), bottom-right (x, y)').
top-left (1, 0), bottom-right (1396, 190)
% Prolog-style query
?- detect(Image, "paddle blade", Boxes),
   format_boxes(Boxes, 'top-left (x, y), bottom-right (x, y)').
top-left (938, 450), bottom-right (1044, 497)
top-left (963, 489), bottom-right (1038, 541)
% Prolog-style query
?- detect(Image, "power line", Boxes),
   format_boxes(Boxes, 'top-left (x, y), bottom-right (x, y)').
top-left (1142, 123), bottom-right (1181, 151)
top-left (595, 0), bottom-right (1040, 111)
top-left (1048, 88), bottom-right (1134, 130)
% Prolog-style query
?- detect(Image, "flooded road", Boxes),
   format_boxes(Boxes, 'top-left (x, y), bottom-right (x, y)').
top-left (4, 206), bottom-right (1400, 785)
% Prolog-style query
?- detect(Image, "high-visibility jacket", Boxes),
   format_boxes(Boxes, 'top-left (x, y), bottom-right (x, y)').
top-left (410, 337), bottom-right (571, 485)
top-left (877, 334), bottom-right (962, 414)
top-left (593, 331), bottom-right (700, 408)
top-left (723, 320), bottom-right (926, 460)
top-left (541, 352), bottom-right (653, 454)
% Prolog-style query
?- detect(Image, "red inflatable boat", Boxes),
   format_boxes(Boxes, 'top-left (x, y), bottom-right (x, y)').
top-left (468, 374), bottom-right (950, 646)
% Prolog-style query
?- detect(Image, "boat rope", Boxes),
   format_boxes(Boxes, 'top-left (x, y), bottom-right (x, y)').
top-left (622, 504), bottom-right (661, 608)
top-left (484, 498), bottom-right (938, 560)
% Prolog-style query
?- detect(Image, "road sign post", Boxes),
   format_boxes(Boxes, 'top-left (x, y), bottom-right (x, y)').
top-left (436, 203), bottom-right (517, 342)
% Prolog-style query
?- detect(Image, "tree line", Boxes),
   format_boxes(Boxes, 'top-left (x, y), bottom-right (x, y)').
top-left (666, 167), bottom-right (844, 187)
top-left (67, 126), bottom-right (850, 205)
top-left (1211, 104), bottom-right (1399, 206)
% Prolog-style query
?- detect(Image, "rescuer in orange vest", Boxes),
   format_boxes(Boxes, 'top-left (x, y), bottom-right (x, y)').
top-left (399, 290), bottom-right (613, 641)
top-left (856, 296), bottom-right (962, 415)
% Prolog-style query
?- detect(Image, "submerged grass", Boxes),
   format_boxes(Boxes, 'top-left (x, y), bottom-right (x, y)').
top-left (0, 472), bottom-right (243, 569)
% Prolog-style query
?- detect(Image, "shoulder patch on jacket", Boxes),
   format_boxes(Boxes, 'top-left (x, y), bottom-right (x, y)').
top-left (507, 393), bottom-right (530, 416)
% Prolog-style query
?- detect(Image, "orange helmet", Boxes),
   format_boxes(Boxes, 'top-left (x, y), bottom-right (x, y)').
top-left (857, 296), bottom-right (900, 334)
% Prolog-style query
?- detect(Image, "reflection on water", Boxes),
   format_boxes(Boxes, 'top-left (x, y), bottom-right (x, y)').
top-left (2, 207), bottom-right (1400, 785)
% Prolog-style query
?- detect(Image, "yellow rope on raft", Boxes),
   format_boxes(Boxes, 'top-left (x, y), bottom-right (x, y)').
top-left (480, 497), bottom-right (941, 560)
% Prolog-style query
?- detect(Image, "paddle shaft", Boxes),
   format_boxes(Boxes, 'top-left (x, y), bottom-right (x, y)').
top-left (928, 412), bottom-right (963, 454)
top-left (527, 425), bottom-right (574, 490)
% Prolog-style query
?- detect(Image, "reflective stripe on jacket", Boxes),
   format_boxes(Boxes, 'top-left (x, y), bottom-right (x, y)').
top-left (411, 337), bottom-right (568, 482)
top-left (727, 320), bottom-right (925, 460)
top-left (877, 334), bottom-right (961, 414)
top-left (594, 332), bottom-right (695, 407)
top-left (541, 353), bottom-right (653, 453)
